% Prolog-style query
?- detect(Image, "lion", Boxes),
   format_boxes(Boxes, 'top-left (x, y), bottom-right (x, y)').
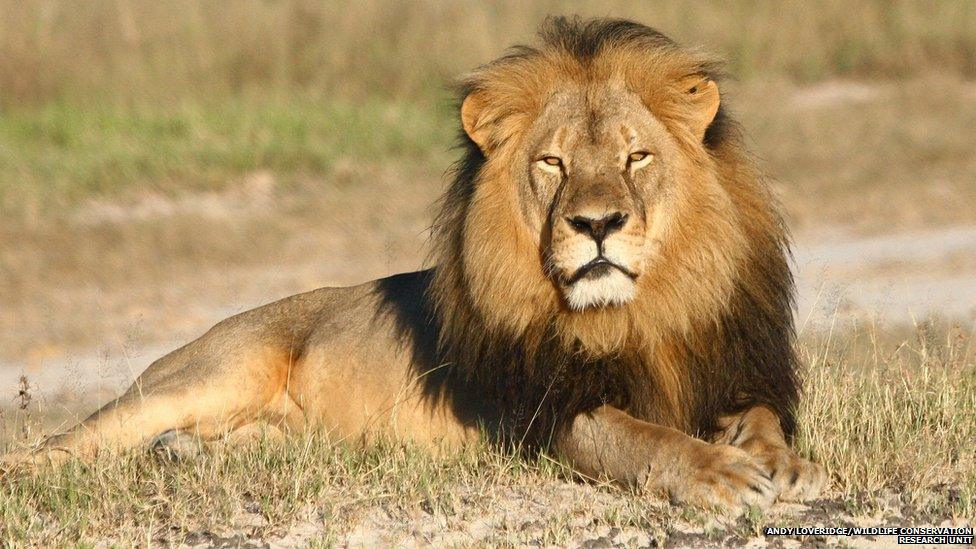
top-left (3, 17), bottom-right (825, 510)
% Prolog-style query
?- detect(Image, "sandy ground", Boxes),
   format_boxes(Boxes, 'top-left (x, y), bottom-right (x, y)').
top-left (175, 485), bottom-right (971, 548)
top-left (795, 225), bottom-right (976, 329)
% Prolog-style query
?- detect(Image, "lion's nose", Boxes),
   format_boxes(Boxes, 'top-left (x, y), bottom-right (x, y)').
top-left (566, 212), bottom-right (628, 243)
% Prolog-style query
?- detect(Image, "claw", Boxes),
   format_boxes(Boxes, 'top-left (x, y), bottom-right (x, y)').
top-left (669, 442), bottom-right (778, 514)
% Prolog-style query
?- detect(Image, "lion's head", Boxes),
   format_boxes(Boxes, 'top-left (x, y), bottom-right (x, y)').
top-left (422, 17), bottom-right (796, 443)
top-left (459, 34), bottom-right (724, 315)
top-left (432, 18), bottom-right (775, 349)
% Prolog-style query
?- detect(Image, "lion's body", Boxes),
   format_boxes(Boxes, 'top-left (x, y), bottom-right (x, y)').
top-left (3, 17), bottom-right (826, 510)
top-left (55, 274), bottom-right (483, 454)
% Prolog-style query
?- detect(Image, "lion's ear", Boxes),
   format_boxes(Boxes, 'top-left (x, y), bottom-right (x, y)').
top-left (682, 76), bottom-right (720, 142)
top-left (461, 91), bottom-right (492, 153)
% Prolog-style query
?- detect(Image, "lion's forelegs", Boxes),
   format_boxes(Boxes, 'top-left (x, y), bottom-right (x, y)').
top-left (555, 405), bottom-right (776, 511)
top-left (713, 406), bottom-right (826, 501)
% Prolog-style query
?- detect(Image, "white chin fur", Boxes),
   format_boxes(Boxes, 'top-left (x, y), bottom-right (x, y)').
top-left (565, 270), bottom-right (637, 310)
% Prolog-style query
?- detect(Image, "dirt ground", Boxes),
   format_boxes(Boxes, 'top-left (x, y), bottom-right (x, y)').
top-left (171, 485), bottom-right (968, 548)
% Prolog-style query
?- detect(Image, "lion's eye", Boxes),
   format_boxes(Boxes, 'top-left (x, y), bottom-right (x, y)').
top-left (536, 155), bottom-right (564, 173)
top-left (627, 151), bottom-right (653, 169)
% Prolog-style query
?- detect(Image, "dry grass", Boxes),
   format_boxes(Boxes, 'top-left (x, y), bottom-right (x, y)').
top-left (737, 77), bottom-right (976, 234)
top-left (0, 429), bottom-right (670, 546)
top-left (0, 435), bottom-right (556, 544)
top-left (1, 322), bottom-right (973, 546)
top-left (797, 320), bottom-right (976, 515)
top-left (2, 0), bottom-right (973, 107)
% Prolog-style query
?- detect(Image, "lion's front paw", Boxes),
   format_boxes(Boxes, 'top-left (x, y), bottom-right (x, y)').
top-left (668, 442), bottom-right (777, 512)
top-left (757, 448), bottom-right (827, 501)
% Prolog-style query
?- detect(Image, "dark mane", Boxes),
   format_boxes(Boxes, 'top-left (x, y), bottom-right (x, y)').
top-left (377, 17), bottom-right (799, 452)
top-left (539, 16), bottom-right (676, 60)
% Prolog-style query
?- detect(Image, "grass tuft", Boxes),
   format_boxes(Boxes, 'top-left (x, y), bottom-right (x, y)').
top-left (796, 320), bottom-right (976, 517)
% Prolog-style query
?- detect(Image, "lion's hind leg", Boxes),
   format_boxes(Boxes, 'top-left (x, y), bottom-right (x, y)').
top-left (2, 390), bottom-right (207, 471)
top-left (5, 332), bottom-right (302, 469)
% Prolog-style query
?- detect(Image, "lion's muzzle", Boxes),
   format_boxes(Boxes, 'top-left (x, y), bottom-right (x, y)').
top-left (551, 203), bottom-right (645, 310)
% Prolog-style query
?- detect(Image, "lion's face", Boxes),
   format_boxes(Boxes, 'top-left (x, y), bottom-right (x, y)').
top-left (522, 86), bottom-right (672, 310)
top-left (456, 43), bottom-right (725, 327)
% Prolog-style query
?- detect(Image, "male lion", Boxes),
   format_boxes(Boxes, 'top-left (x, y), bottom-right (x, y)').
top-left (4, 18), bottom-right (825, 510)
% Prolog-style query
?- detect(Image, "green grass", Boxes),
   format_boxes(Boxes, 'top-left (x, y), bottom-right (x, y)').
top-left (0, 95), bottom-right (455, 217)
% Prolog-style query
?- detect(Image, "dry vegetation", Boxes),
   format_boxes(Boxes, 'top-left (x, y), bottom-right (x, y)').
top-left (1, 0), bottom-right (974, 546)
top-left (3, 0), bottom-right (974, 105)
top-left (2, 323), bottom-right (973, 545)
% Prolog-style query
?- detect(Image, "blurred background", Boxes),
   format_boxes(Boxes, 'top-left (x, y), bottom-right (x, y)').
top-left (1, 1), bottom-right (974, 425)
